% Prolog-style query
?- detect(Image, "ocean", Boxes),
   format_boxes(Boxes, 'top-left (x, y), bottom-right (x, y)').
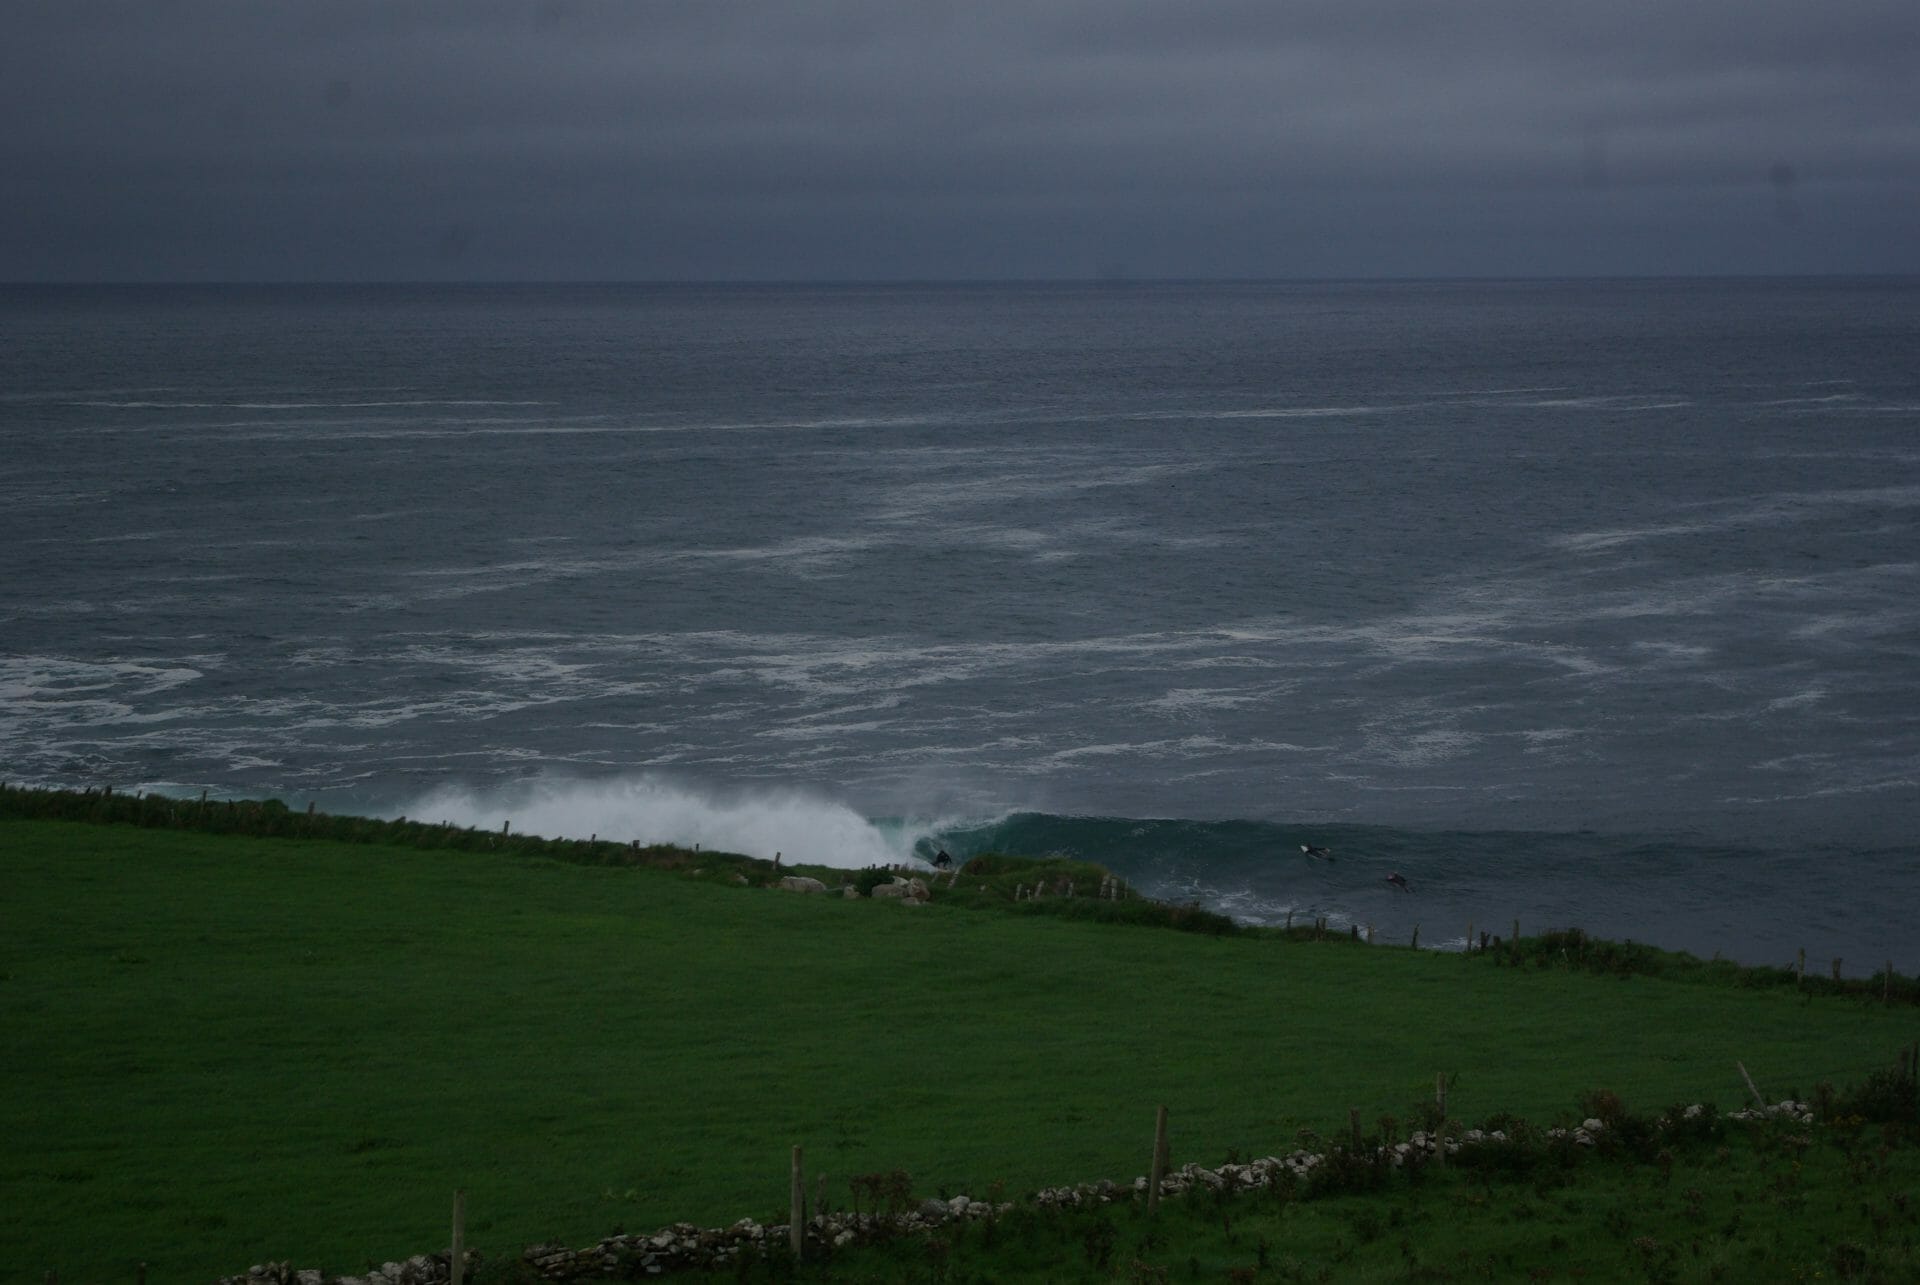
top-left (3, 279), bottom-right (1916, 969)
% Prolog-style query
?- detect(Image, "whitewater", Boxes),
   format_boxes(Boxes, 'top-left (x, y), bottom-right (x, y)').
top-left (3, 280), bottom-right (1916, 969)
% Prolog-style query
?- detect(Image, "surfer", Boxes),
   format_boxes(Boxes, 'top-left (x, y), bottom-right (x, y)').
top-left (1384, 872), bottom-right (1412, 893)
top-left (931, 849), bottom-right (953, 869)
top-left (1300, 844), bottom-right (1333, 861)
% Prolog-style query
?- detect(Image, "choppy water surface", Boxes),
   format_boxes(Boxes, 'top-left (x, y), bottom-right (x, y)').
top-left (3, 280), bottom-right (1916, 966)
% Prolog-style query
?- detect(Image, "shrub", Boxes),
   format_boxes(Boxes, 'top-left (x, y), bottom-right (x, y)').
top-left (1577, 1088), bottom-right (1628, 1128)
top-left (851, 866), bottom-right (897, 897)
top-left (1820, 1065), bottom-right (1917, 1126)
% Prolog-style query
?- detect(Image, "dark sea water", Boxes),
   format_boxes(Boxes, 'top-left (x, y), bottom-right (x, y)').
top-left (4, 280), bottom-right (1917, 968)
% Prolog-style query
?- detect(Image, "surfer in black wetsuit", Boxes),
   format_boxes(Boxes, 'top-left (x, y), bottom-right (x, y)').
top-left (1300, 843), bottom-right (1333, 861)
top-left (1385, 872), bottom-right (1412, 892)
top-left (931, 849), bottom-right (953, 870)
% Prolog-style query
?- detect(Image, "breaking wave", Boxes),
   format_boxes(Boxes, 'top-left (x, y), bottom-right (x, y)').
top-left (394, 774), bottom-right (981, 870)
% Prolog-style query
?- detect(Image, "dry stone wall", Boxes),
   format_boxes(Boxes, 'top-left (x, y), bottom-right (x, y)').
top-left (218, 1102), bottom-right (1811, 1283)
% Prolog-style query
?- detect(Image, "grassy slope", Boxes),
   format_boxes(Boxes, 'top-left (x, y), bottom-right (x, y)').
top-left (2, 819), bottom-right (1911, 1284)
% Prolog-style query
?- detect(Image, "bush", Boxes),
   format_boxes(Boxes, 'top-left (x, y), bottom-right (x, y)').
top-left (1577, 1088), bottom-right (1628, 1128)
top-left (1820, 1065), bottom-right (1917, 1126)
top-left (851, 866), bottom-right (898, 897)
top-left (1657, 1102), bottom-right (1724, 1146)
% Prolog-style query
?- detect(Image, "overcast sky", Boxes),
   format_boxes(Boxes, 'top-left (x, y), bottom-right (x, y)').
top-left (5, 0), bottom-right (1916, 281)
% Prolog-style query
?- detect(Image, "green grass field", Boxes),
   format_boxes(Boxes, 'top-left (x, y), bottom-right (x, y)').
top-left (3, 817), bottom-right (1914, 1284)
top-left (803, 1127), bottom-right (1920, 1282)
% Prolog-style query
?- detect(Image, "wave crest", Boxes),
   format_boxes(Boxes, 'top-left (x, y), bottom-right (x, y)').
top-left (396, 774), bottom-right (964, 869)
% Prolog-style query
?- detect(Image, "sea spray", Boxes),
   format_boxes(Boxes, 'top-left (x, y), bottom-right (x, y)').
top-left (396, 774), bottom-right (961, 870)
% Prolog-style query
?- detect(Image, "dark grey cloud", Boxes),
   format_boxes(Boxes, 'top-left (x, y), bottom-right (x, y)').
top-left (4, 0), bottom-right (1916, 279)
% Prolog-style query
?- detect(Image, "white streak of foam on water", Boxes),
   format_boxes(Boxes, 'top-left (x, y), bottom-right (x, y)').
top-left (1520, 728), bottom-right (1580, 748)
top-left (874, 457), bottom-right (1216, 520)
top-left (73, 399), bottom-right (549, 410)
top-left (1035, 736), bottom-right (1313, 768)
top-left (1210, 405), bottom-right (1390, 419)
top-left (1356, 728), bottom-right (1483, 769)
top-left (756, 720), bottom-right (896, 741)
top-left (1144, 687), bottom-right (1261, 714)
top-left (1557, 486), bottom-right (1920, 556)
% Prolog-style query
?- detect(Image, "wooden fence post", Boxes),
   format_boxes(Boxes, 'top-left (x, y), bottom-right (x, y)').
top-left (1886, 960), bottom-right (1894, 1003)
top-left (1737, 1061), bottom-right (1768, 1110)
top-left (1148, 1106), bottom-right (1169, 1215)
top-left (1797, 948), bottom-right (1805, 986)
top-left (1434, 1073), bottom-right (1448, 1167)
top-left (790, 1146), bottom-right (805, 1260)
top-left (1467, 923), bottom-right (1474, 955)
top-left (1349, 1107), bottom-right (1363, 1151)
top-left (451, 1190), bottom-right (466, 1285)
top-left (1410, 923), bottom-right (1420, 949)
top-left (1832, 958), bottom-right (1842, 982)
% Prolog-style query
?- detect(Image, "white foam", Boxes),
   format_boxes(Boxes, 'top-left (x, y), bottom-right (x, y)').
top-left (756, 720), bottom-right (894, 741)
top-left (0, 656), bottom-right (205, 704)
top-left (73, 399), bottom-right (547, 409)
top-left (1513, 395), bottom-right (1691, 410)
top-left (677, 535), bottom-right (881, 569)
top-left (1211, 405), bottom-right (1389, 419)
top-left (1359, 727), bottom-right (1482, 768)
top-left (394, 774), bottom-right (955, 869)
top-left (1034, 736), bottom-right (1311, 768)
top-left (1555, 522), bottom-right (1716, 553)
top-left (1426, 385), bottom-right (1573, 397)
top-left (1144, 687), bottom-right (1259, 714)
top-left (1557, 485), bottom-right (1920, 555)
top-left (1765, 688), bottom-right (1826, 712)
top-left (874, 458), bottom-right (1216, 521)
top-left (1631, 641), bottom-right (1714, 663)
top-left (1721, 775), bottom-right (1917, 804)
